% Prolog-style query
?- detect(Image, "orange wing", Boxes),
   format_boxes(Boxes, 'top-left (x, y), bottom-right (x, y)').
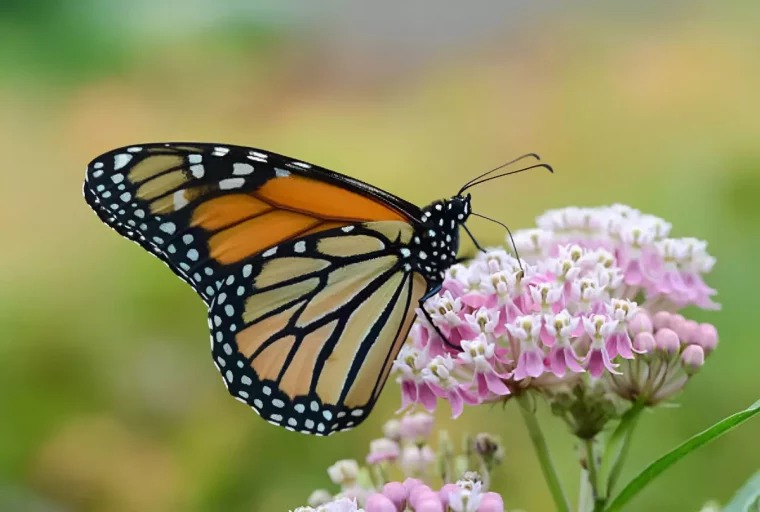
top-left (83, 143), bottom-right (419, 304)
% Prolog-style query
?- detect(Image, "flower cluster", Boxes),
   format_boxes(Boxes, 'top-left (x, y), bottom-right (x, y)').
top-left (292, 414), bottom-right (507, 512)
top-left (393, 205), bottom-right (719, 422)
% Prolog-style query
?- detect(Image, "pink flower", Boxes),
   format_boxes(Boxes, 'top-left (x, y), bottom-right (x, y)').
top-left (458, 336), bottom-right (511, 397)
top-left (366, 438), bottom-right (400, 465)
top-left (391, 204), bottom-right (718, 420)
top-left (544, 311), bottom-right (583, 377)
top-left (582, 315), bottom-right (621, 377)
top-left (399, 412), bottom-right (435, 441)
top-left (507, 315), bottom-right (546, 380)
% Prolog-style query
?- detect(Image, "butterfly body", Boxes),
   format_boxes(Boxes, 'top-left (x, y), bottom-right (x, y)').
top-left (83, 143), bottom-right (472, 435)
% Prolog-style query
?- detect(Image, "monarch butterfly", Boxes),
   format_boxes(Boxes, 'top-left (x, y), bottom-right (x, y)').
top-left (83, 143), bottom-right (550, 435)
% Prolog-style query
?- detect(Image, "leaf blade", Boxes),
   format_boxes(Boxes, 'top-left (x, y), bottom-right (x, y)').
top-left (605, 399), bottom-right (760, 512)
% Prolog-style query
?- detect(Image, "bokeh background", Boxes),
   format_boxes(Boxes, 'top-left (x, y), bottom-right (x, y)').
top-left (1, 1), bottom-right (759, 511)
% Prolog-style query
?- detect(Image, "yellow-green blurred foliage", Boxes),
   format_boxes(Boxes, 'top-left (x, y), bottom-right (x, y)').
top-left (1, 2), bottom-right (758, 511)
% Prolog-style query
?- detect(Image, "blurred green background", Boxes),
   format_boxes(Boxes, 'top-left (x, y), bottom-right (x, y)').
top-left (1, 1), bottom-right (758, 511)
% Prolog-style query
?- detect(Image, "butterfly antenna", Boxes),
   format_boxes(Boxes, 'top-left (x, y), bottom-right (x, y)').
top-left (461, 223), bottom-right (486, 253)
top-left (470, 212), bottom-right (524, 271)
top-left (458, 153), bottom-right (541, 195)
top-left (460, 163), bottom-right (553, 193)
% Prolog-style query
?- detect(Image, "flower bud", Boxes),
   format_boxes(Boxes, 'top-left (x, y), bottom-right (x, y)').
top-left (365, 493), bottom-right (398, 512)
top-left (307, 489), bottom-right (332, 507)
top-left (628, 311), bottom-right (653, 335)
top-left (381, 482), bottom-right (407, 510)
top-left (366, 438), bottom-right (400, 464)
top-left (696, 323), bottom-right (719, 355)
top-left (408, 484), bottom-right (437, 509)
top-left (400, 412), bottom-right (435, 441)
top-left (681, 344), bottom-right (705, 374)
top-left (479, 492), bottom-right (506, 512)
top-left (382, 419), bottom-right (402, 442)
top-left (327, 460), bottom-right (359, 486)
top-left (672, 317), bottom-right (698, 345)
top-left (654, 328), bottom-right (680, 355)
top-left (438, 483), bottom-right (460, 508)
top-left (401, 445), bottom-right (435, 474)
top-left (414, 498), bottom-right (445, 512)
top-left (652, 311), bottom-right (672, 331)
top-left (472, 433), bottom-right (504, 468)
top-left (632, 331), bottom-right (656, 354)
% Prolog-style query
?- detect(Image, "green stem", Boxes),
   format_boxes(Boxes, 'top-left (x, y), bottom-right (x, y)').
top-left (584, 439), bottom-right (598, 494)
top-left (517, 394), bottom-right (572, 512)
top-left (578, 469), bottom-right (592, 512)
top-left (585, 439), bottom-right (607, 512)
top-left (598, 401), bottom-right (646, 501)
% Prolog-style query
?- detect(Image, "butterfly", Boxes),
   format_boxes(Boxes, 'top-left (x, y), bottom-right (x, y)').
top-left (83, 142), bottom-right (550, 435)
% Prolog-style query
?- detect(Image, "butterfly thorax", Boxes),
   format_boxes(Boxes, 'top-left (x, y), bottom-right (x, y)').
top-left (404, 194), bottom-right (471, 284)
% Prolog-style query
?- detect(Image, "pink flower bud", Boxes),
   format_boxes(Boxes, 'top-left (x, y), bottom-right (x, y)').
top-left (438, 483), bottom-right (460, 508)
top-left (632, 331), bottom-right (656, 354)
top-left (654, 328), bottom-right (680, 354)
top-left (415, 498), bottom-right (444, 512)
top-left (366, 438), bottom-right (400, 464)
top-left (696, 323), bottom-right (719, 355)
top-left (628, 311), bottom-right (653, 335)
top-left (652, 311), bottom-right (672, 331)
top-left (671, 317), bottom-right (698, 345)
top-left (409, 485), bottom-right (438, 509)
top-left (365, 493), bottom-right (398, 512)
top-left (479, 492), bottom-right (506, 512)
top-left (403, 478), bottom-right (423, 493)
top-left (681, 344), bottom-right (705, 374)
top-left (381, 482), bottom-right (407, 510)
top-left (400, 412), bottom-right (435, 440)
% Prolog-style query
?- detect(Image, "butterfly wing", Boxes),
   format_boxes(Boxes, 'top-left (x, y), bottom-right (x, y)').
top-left (83, 143), bottom-right (422, 305)
top-left (83, 143), bottom-right (430, 434)
top-left (210, 221), bottom-right (426, 434)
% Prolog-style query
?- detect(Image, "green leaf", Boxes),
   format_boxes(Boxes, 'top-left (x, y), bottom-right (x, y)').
top-left (724, 471), bottom-right (760, 512)
top-left (605, 399), bottom-right (760, 512)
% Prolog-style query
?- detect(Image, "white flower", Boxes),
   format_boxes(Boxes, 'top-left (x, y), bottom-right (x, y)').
top-left (326, 460), bottom-right (359, 486)
top-left (448, 480), bottom-right (485, 512)
top-left (459, 335), bottom-right (496, 373)
top-left (307, 489), bottom-right (333, 507)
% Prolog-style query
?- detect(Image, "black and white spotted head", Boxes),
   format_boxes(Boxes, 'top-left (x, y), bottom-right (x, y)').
top-left (404, 193), bottom-right (472, 284)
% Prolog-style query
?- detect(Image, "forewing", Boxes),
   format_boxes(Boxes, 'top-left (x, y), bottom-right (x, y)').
top-left (83, 143), bottom-right (421, 304)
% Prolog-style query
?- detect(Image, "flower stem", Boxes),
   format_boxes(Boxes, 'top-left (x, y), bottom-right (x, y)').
top-left (517, 394), bottom-right (572, 512)
top-left (600, 401), bottom-right (645, 499)
top-left (578, 469), bottom-right (592, 512)
top-left (584, 439), bottom-right (607, 512)
top-left (584, 439), bottom-right (599, 494)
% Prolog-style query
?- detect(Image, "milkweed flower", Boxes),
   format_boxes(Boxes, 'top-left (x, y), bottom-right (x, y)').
top-left (393, 204), bottom-right (719, 435)
top-left (294, 415), bottom-right (508, 511)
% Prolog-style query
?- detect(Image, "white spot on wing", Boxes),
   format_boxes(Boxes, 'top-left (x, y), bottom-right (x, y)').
top-left (190, 164), bottom-right (204, 178)
top-left (294, 241), bottom-right (306, 253)
top-left (113, 154), bottom-right (132, 170)
top-left (275, 168), bottom-right (291, 178)
top-left (160, 222), bottom-right (176, 235)
top-left (233, 163), bottom-right (254, 175)
top-left (188, 154), bottom-right (202, 164)
top-left (219, 178), bottom-right (245, 190)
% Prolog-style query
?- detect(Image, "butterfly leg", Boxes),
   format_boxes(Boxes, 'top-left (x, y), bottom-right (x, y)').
top-left (418, 285), bottom-right (462, 351)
